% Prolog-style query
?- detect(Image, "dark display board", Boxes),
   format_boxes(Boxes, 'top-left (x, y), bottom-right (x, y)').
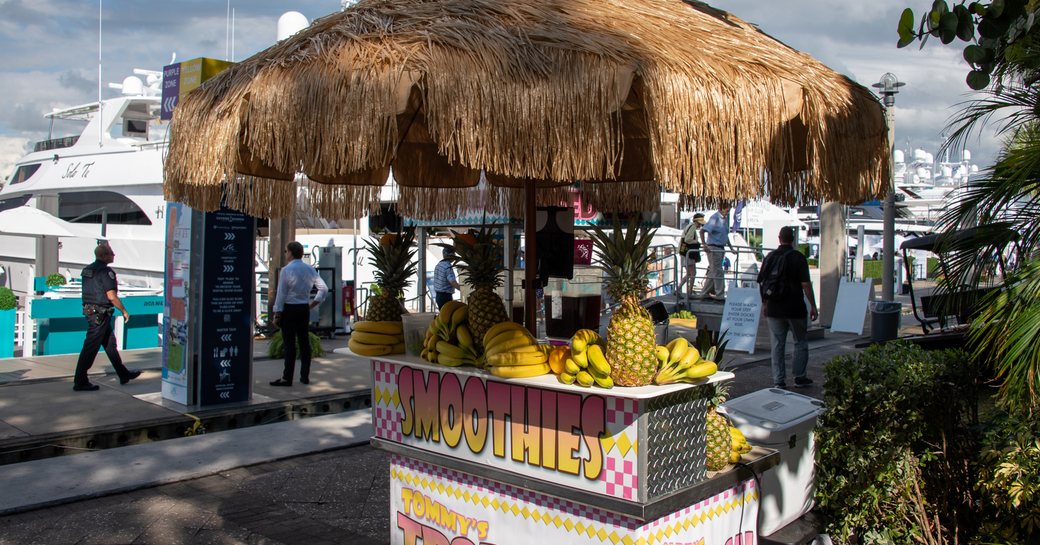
top-left (198, 207), bottom-right (255, 405)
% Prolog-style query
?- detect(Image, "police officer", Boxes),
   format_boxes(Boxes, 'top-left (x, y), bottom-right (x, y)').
top-left (72, 243), bottom-right (140, 391)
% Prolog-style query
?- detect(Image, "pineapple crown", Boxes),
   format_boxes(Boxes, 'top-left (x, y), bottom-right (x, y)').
top-left (364, 225), bottom-right (418, 296)
top-left (588, 215), bottom-right (657, 301)
top-left (449, 224), bottom-right (504, 290)
top-left (710, 382), bottom-right (730, 408)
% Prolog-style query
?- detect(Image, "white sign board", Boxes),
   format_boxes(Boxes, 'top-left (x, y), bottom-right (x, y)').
top-left (830, 278), bottom-right (874, 334)
top-left (390, 454), bottom-right (759, 545)
top-left (720, 287), bottom-right (762, 354)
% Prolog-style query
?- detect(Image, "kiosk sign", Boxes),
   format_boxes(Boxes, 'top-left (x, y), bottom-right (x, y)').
top-left (198, 207), bottom-right (255, 405)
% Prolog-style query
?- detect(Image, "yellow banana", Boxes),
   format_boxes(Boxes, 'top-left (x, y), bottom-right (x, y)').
top-left (575, 370), bottom-right (595, 387)
top-left (456, 324), bottom-right (474, 349)
top-left (391, 342), bottom-right (405, 354)
top-left (576, 329), bottom-right (601, 344)
top-left (666, 337), bottom-right (689, 364)
top-left (655, 345), bottom-right (670, 364)
top-left (483, 321), bottom-right (525, 344)
top-left (438, 300), bottom-right (464, 324)
top-left (485, 336), bottom-right (539, 357)
top-left (437, 354), bottom-right (472, 367)
top-left (436, 341), bottom-right (467, 359)
top-left (351, 330), bottom-right (403, 346)
top-left (730, 450), bottom-right (742, 464)
top-left (354, 320), bottom-right (404, 335)
top-left (593, 374), bottom-right (614, 389)
top-left (684, 361), bottom-right (718, 380)
top-left (450, 304), bottom-right (469, 330)
top-left (488, 363), bottom-right (551, 379)
top-left (586, 344), bottom-right (611, 377)
top-left (558, 372), bottom-right (577, 385)
top-left (563, 357), bottom-right (581, 375)
top-left (486, 350), bottom-right (548, 367)
top-left (729, 427), bottom-right (747, 444)
top-left (571, 350), bottom-right (589, 368)
top-left (485, 328), bottom-right (535, 352)
top-left (570, 336), bottom-right (587, 355)
top-left (348, 339), bottom-right (393, 357)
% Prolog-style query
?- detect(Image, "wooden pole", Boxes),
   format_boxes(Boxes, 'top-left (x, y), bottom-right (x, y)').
top-left (524, 182), bottom-right (537, 335)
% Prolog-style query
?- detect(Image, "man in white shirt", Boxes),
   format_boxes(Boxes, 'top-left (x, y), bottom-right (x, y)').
top-left (270, 241), bottom-right (328, 386)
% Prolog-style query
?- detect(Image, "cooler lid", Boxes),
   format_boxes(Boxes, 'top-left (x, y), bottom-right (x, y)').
top-left (720, 388), bottom-right (824, 428)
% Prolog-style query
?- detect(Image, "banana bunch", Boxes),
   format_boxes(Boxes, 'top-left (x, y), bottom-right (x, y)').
top-left (653, 337), bottom-right (717, 385)
top-left (729, 426), bottom-right (753, 463)
top-left (348, 321), bottom-right (405, 356)
top-left (421, 301), bottom-right (479, 366)
top-left (558, 329), bottom-right (613, 388)
top-left (482, 321), bottom-right (551, 379)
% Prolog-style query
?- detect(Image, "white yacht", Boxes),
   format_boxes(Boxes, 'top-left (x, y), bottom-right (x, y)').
top-left (0, 72), bottom-right (168, 299)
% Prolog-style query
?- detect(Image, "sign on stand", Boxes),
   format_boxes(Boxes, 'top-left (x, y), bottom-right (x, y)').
top-left (196, 207), bottom-right (255, 405)
top-left (830, 278), bottom-right (874, 335)
top-left (720, 287), bottom-right (762, 354)
top-left (162, 202), bottom-right (192, 405)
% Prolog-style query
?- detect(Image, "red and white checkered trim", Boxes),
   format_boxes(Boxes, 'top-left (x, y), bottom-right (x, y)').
top-left (601, 456), bottom-right (638, 500)
top-left (605, 397), bottom-right (637, 429)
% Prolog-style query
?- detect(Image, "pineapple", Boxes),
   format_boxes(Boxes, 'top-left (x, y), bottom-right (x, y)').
top-left (451, 225), bottom-right (510, 349)
top-left (364, 226), bottom-right (417, 322)
top-left (706, 383), bottom-right (731, 471)
top-left (589, 216), bottom-right (658, 386)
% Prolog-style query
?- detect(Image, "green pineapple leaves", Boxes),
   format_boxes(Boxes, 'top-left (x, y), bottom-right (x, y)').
top-left (588, 215), bottom-right (658, 302)
top-left (364, 225), bottom-right (418, 297)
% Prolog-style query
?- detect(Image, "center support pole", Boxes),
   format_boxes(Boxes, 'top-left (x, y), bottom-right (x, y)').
top-left (524, 182), bottom-right (537, 335)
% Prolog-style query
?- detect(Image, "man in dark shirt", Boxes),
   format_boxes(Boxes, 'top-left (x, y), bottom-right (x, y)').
top-left (72, 243), bottom-right (140, 391)
top-left (757, 227), bottom-right (818, 389)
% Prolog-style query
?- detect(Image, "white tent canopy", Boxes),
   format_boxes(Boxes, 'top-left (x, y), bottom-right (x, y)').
top-left (0, 207), bottom-right (97, 238)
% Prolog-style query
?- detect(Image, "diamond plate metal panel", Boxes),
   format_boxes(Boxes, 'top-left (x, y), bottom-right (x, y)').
top-left (643, 385), bottom-right (711, 500)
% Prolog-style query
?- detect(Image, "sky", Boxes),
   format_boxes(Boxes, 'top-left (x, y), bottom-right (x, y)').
top-left (0, 0), bottom-right (1001, 181)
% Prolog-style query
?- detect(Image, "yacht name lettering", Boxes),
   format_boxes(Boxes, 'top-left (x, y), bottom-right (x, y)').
top-left (61, 161), bottom-right (95, 179)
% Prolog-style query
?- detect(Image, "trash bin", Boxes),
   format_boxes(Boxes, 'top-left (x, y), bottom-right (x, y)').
top-left (719, 388), bottom-right (825, 536)
top-left (869, 300), bottom-right (902, 342)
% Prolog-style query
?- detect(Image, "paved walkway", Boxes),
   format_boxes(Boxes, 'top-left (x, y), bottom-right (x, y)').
top-left (0, 314), bottom-right (901, 544)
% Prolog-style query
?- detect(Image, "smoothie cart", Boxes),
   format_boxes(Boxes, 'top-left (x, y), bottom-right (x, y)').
top-left (370, 355), bottom-right (780, 544)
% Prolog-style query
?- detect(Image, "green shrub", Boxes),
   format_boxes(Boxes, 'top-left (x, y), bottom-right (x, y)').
top-left (815, 341), bottom-right (980, 544)
top-left (975, 405), bottom-right (1040, 543)
top-left (45, 273), bottom-right (66, 287)
top-left (267, 330), bottom-right (325, 359)
top-left (0, 287), bottom-right (16, 311)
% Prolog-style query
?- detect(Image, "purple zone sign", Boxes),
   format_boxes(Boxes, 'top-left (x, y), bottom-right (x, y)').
top-left (161, 63), bottom-right (181, 120)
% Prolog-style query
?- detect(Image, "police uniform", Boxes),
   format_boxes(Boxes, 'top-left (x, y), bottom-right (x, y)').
top-left (73, 260), bottom-right (133, 387)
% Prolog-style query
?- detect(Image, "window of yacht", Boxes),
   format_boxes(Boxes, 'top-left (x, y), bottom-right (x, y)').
top-left (58, 191), bottom-right (151, 225)
top-left (0, 194), bottom-right (32, 213)
top-left (8, 164), bottom-right (41, 186)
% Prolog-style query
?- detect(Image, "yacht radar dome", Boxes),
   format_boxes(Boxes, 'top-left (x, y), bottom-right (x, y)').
top-left (277, 11), bottom-right (309, 41)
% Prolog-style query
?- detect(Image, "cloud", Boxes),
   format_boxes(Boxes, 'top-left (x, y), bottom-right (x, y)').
top-left (0, 137), bottom-right (31, 183)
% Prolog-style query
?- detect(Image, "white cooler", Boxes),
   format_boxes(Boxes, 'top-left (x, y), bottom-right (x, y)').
top-left (719, 388), bottom-right (825, 536)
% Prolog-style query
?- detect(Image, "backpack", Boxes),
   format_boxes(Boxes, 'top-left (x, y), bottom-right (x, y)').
top-left (759, 248), bottom-right (792, 301)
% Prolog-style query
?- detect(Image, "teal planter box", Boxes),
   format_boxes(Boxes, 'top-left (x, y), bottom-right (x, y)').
top-left (0, 309), bottom-right (14, 358)
top-left (30, 295), bottom-right (163, 355)
top-left (30, 297), bottom-right (88, 356)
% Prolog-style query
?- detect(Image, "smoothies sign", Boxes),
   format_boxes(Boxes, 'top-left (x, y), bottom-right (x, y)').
top-left (374, 360), bottom-right (646, 503)
top-left (397, 366), bottom-right (606, 480)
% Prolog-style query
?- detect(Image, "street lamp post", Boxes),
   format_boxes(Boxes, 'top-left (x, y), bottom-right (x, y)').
top-left (872, 73), bottom-right (904, 301)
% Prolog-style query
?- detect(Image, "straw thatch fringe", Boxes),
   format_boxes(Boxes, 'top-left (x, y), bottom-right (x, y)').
top-left (298, 180), bottom-right (382, 220)
top-left (163, 0), bottom-right (889, 220)
top-left (223, 177), bottom-right (298, 218)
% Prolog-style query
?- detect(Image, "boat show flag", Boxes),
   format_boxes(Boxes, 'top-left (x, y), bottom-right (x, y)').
top-left (161, 58), bottom-right (234, 120)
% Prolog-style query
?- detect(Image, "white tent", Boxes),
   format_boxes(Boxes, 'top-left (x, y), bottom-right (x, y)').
top-left (0, 207), bottom-right (96, 238)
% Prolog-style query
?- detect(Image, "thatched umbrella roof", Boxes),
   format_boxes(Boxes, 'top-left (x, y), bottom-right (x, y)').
top-left (163, 0), bottom-right (888, 220)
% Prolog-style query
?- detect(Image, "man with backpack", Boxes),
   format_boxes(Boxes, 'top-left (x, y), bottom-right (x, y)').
top-left (758, 226), bottom-right (818, 389)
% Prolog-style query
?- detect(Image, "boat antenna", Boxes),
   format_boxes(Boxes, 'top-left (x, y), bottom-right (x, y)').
top-left (98, 0), bottom-right (103, 148)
